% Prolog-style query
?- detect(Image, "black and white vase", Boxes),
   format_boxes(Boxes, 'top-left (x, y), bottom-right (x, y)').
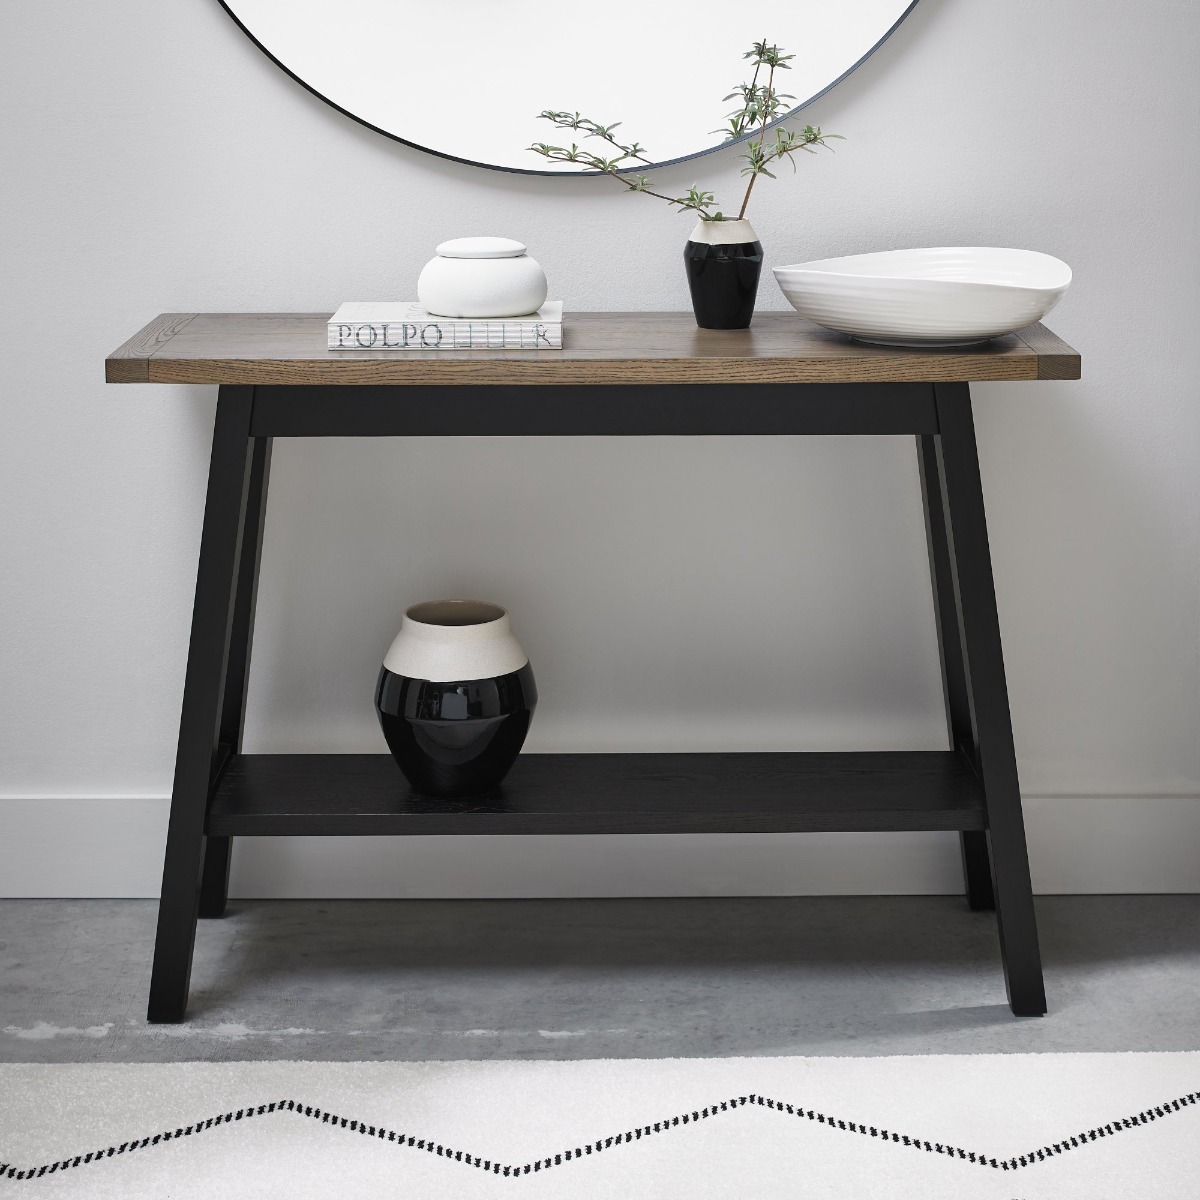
top-left (683, 218), bottom-right (764, 330)
top-left (375, 600), bottom-right (536, 798)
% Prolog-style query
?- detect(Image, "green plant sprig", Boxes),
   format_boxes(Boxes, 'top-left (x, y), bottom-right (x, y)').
top-left (714, 41), bottom-right (796, 141)
top-left (528, 41), bottom-right (840, 221)
top-left (530, 113), bottom-right (721, 217)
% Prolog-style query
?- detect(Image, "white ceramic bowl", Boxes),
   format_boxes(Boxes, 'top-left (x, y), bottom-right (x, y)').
top-left (773, 247), bottom-right (1071, 346)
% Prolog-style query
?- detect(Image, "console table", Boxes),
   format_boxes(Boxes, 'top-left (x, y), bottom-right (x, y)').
top-left (106, 312), bottom-right (1080, 1022)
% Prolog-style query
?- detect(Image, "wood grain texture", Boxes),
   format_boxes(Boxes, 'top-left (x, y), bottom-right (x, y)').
top-left (205, 751), bottom-right (987, 836)
top-left (105, 313), bottom-right (197, 382)
top-left (106, 313), bottom-right (1081, 386)
top-left (1013, 322), bottom-right (1083, 379)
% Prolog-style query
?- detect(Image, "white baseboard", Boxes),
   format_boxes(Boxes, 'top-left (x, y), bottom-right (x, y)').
top-left (1, 795), bottom-right (1197, 898)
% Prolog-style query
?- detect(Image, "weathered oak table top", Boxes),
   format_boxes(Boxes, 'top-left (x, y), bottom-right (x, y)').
top-left (107, 312), bottom-right (1081, 386)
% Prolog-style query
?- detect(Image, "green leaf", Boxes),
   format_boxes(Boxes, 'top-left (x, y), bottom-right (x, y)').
top-left (529, 40), bottom-right (839, 217)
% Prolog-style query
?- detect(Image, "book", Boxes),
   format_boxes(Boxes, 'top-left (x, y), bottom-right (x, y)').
top-left (328, 302), bottom-right (563, 350)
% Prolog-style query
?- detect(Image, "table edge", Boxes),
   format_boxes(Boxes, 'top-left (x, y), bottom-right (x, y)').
top-left (105, 313), bottom-right (1082, 385)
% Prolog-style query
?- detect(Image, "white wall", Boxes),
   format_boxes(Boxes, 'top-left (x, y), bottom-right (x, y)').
top-left (2, 0), bottom-right (1198, 896)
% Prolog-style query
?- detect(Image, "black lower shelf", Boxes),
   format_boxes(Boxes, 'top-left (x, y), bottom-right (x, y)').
top-left (205, 751), bottom-right (985, 836)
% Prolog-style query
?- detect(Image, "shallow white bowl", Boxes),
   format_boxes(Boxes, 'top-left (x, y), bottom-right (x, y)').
top-left (773, 247), bottom-right (1071, 347)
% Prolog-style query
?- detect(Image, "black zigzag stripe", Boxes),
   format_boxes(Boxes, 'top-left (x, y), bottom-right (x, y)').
top-left (1, 1089), bottom-right (1197, 1182)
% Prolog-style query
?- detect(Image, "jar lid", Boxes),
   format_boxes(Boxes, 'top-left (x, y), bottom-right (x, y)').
top-left (436, 236), bottom-right (527, 259)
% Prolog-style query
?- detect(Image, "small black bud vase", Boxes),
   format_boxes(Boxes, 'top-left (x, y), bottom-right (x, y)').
top-left (683, 218), bottom-right (764, 329)
top-left (375, 600), bottom-right (537, 798)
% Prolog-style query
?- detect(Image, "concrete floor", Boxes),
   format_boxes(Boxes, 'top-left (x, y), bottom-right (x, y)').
top-left (1, 897), bottom-right (1198, 1063)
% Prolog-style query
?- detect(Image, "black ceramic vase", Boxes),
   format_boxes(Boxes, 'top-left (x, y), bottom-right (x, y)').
top-left (375, 600), bottom-right (537, 798)
top-left (683, 218), bottom-right (764, 329)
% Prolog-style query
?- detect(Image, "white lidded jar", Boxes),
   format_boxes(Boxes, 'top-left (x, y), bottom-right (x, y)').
top-left (417, 236), bottom-right (548, 319)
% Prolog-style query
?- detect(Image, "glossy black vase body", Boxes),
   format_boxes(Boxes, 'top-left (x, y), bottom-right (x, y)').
top-left (375, 662), bottom-right (537, 798)
top-left (684, 223), bottom-right (764, 329)
top-left (375, 599), bottom-right (536, 799)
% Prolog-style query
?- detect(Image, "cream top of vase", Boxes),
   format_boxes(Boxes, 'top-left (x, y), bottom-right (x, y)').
top-left (688, 218), bottom-right (759, 245)
top-left (383, 601), bottom-right (529, 682)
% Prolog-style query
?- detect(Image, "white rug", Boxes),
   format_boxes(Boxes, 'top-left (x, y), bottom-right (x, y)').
top-left (1, 1054), bottom-right (1197, 1198)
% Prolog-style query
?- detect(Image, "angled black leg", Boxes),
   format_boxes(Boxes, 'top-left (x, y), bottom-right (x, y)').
top-left (148, 386), bottom-right (257, 1023)
top-left (198, 434), bottom-right (273, 919)
top-left (932, 383), bottom-right (1046, 1016)
top-left (918, 431), bottom-right (995, 912)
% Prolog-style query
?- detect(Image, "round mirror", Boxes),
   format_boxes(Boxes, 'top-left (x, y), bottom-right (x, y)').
top-left (220, 1), bottom-right (918, 173)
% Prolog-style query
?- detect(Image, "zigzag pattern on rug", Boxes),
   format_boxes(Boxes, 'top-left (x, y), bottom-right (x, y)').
top-left (2, 1089), bottom-right (1197, 1182)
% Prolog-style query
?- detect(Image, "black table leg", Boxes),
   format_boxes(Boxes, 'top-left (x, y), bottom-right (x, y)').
top-left (917, 431), bottom-right (996, 912)
top-left (932, 383), bottom-right (1046, 1016)
top-left (198, 836), bottom-right (233, 919)
top-left (957, 829), bottom-right (996, 912)
top-left (197, 434), bottom-right (273, 919)
top-left (147, 386), bottom-right (258, 1023)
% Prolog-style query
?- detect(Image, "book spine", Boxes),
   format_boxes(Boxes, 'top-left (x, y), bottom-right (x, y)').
top-left (328, 322), bottom-right (562, 350)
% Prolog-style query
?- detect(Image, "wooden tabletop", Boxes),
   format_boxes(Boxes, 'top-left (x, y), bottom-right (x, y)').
top-left (106, 312), bottom-right (1080, 386)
